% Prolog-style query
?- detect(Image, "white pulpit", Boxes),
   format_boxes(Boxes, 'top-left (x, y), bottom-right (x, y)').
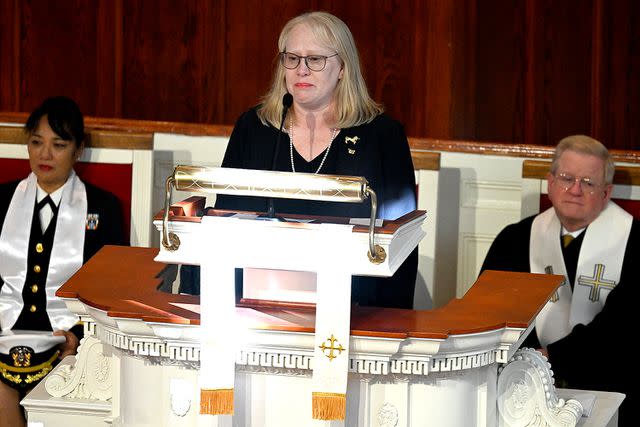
top-left (19, 167), bottom-right (618, 426)
top-left (153, 167), bottom-right (426, 420)
top-left (19, 244), bottom-right (602, 426)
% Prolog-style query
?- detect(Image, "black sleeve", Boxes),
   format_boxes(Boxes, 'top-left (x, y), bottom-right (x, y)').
top-left (351, 117), bottom-right (417, 309)
top-left (479, 217), bottom-right (543, 348)
top-left (215, 110), bottom-right (260, 211)
top-left (377, 118), bottom-right (417, 220)
top-left (83, 185), bottom-right (127, 262)
top-left (480, 218), bottom-right (533, 274)
top-left (220, 111), bottom-right (252, 170)
top-left (100, 189), bottom-right (126, 246)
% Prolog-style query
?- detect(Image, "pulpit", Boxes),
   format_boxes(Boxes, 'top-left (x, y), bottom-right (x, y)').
top-left (21, 244), bottom-right (584, 426)
top-left (19, 166), bottom-right (606, 426)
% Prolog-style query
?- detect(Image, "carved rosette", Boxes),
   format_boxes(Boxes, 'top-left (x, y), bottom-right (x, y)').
top-left (45, 335), bottom-right (113, 400)
top-left (377, 402), bottom-right (399, 427)
top-left (497, 348), bottom-right (583, 427)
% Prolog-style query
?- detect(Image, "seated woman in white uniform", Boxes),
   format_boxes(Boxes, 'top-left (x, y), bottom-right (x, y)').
top-left (0, 96), bottom-right (125, 427)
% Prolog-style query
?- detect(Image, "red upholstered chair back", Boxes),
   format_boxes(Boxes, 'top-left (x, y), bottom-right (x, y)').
top-left (0, 158), bottom-right (132, 242)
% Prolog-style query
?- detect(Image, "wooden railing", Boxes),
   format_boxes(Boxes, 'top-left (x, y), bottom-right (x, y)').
top-left (2, 112), bottom-right (640, 163)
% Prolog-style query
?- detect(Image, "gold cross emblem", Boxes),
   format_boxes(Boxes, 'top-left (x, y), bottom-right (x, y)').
top-left (544, 265), bottom-right (568, 302)
top-left (577, 264), bottom-right (617, 302)
top-left (319, 334), bottom-right (345, 361)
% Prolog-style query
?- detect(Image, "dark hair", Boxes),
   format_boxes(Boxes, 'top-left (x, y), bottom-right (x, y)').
top-left (24, 96), bottom-right (85, 147)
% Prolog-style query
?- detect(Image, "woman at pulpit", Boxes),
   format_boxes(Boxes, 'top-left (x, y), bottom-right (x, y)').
top-left (0, 96), bottom-right (125, 427)
top-left (182, 11), bottom-right (418, 309)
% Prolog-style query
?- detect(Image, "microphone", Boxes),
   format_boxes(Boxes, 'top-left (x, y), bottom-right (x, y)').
top-left (267, 93), bottom-right (294, 217)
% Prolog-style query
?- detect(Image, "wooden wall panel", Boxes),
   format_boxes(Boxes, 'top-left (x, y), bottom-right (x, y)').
top-left (543, 0), bottom-right (593, 142)
top-left (326, 1), bottom-right (419, 133)
top-left (0, 0), bottom-right (20, 111)
top-left (223, 0), bottom-right (311, 124)
top-left (474, 0), bottom-right (526, 143)
top-left (18, 0), bottom-right (101, 113)
top-left (95, 0), bottom-right (122, 117)
top-left (122, 0), bottom-right (220, 122)
top-left (1, 0), bottom-right (639, 149)
top-left (596, 0), bottom-right (640, 150)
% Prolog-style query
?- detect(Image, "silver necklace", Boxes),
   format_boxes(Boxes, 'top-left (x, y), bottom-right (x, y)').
top-left (289, 120), bottom-right (338, 174)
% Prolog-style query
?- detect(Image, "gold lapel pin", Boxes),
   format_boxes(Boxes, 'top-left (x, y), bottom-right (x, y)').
top-left (345, 136), bottom-right (359, 155)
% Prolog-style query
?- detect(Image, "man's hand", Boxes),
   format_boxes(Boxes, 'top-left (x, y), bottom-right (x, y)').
top-left (53, 330), bottom-right (79, 359)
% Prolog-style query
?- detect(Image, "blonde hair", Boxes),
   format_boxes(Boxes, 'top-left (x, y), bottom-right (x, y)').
top-left (551, 135), bottom-right (615, 184)
top-left (257, 11), bottom-right (383, 128)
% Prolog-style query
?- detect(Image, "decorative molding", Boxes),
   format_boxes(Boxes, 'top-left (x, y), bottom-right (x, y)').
top-left (92, 320), bottom-right (520, 380)
top-left (458, 233), bottom-right (496, 296)
top-left (389, 359), bottom-right (430, 376)
top-left (431, 351), bottom-right (495, 372)
top-left (409, 139), bottom-right (640, 164)
top-left (497, 348), bottom-right (583, 427)
top-left (461, 180), bottom-right (522, 211)
top-left (44, 335), bottom-right (113, 401)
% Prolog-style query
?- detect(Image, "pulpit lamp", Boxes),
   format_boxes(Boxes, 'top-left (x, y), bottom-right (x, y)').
top-left (162, 166), bottom-right (386, 263)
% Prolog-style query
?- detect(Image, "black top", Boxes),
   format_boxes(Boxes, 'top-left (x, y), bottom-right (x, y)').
top-left (481, 214), bottom-right (640, 424)
top-left (182, 108), bottom-right (419, 309)
top-left (216, 108), bottom-right (417, 220)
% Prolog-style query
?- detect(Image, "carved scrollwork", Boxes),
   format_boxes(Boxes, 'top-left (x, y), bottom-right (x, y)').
top-left (44, 335), bottom-right (113, 400)
top-left (497, 348), bottom-right (583, 427)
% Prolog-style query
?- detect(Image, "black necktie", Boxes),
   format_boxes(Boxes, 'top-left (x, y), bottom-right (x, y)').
top-left (36, 195), bottom-right (58, 215)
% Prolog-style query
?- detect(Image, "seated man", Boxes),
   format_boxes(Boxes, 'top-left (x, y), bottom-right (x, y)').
top-left (481, 135), bottom-right (637, 425)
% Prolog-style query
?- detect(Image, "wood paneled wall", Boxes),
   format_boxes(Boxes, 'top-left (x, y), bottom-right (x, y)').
top-left (1, 0), bottom-right (638, 149)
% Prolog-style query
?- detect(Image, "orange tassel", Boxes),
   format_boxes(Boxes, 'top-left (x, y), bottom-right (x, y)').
top-left (312, 392), bottom-right (346, 420)
top-left (200, 388), bottom-right (234, 415)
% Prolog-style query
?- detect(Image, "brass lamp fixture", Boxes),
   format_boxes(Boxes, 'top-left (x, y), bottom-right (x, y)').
top-left (162, 166), bottom-right (386, 263)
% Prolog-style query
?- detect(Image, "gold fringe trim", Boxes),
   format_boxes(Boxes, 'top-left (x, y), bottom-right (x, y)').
top-left (200, 388), bottom-right (234, 415)
top-left (312, 392), bottom-right (346, 420)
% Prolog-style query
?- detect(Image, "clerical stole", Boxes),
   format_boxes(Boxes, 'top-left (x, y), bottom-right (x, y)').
top-left (0, 172), bottom-right (85, 333)
top-left (198, 216), bottom-right (354, 420)
top-left (311, 225), bottom-right (353, 421)
top-left (530, 202), bottom-right (631, 347)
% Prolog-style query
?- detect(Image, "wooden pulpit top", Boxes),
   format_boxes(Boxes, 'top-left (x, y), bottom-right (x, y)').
top-left (57, 245), bottom-right (562, 340)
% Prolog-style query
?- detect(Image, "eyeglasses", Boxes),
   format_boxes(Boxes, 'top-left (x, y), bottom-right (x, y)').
top-left (553, 172), bottom-right (602, 195)
top-left (280, 52), bottom-right (339, 71)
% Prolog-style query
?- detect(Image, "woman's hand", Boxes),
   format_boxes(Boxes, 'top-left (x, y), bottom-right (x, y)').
top-left (53, 330), bottom-right (80, 359)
